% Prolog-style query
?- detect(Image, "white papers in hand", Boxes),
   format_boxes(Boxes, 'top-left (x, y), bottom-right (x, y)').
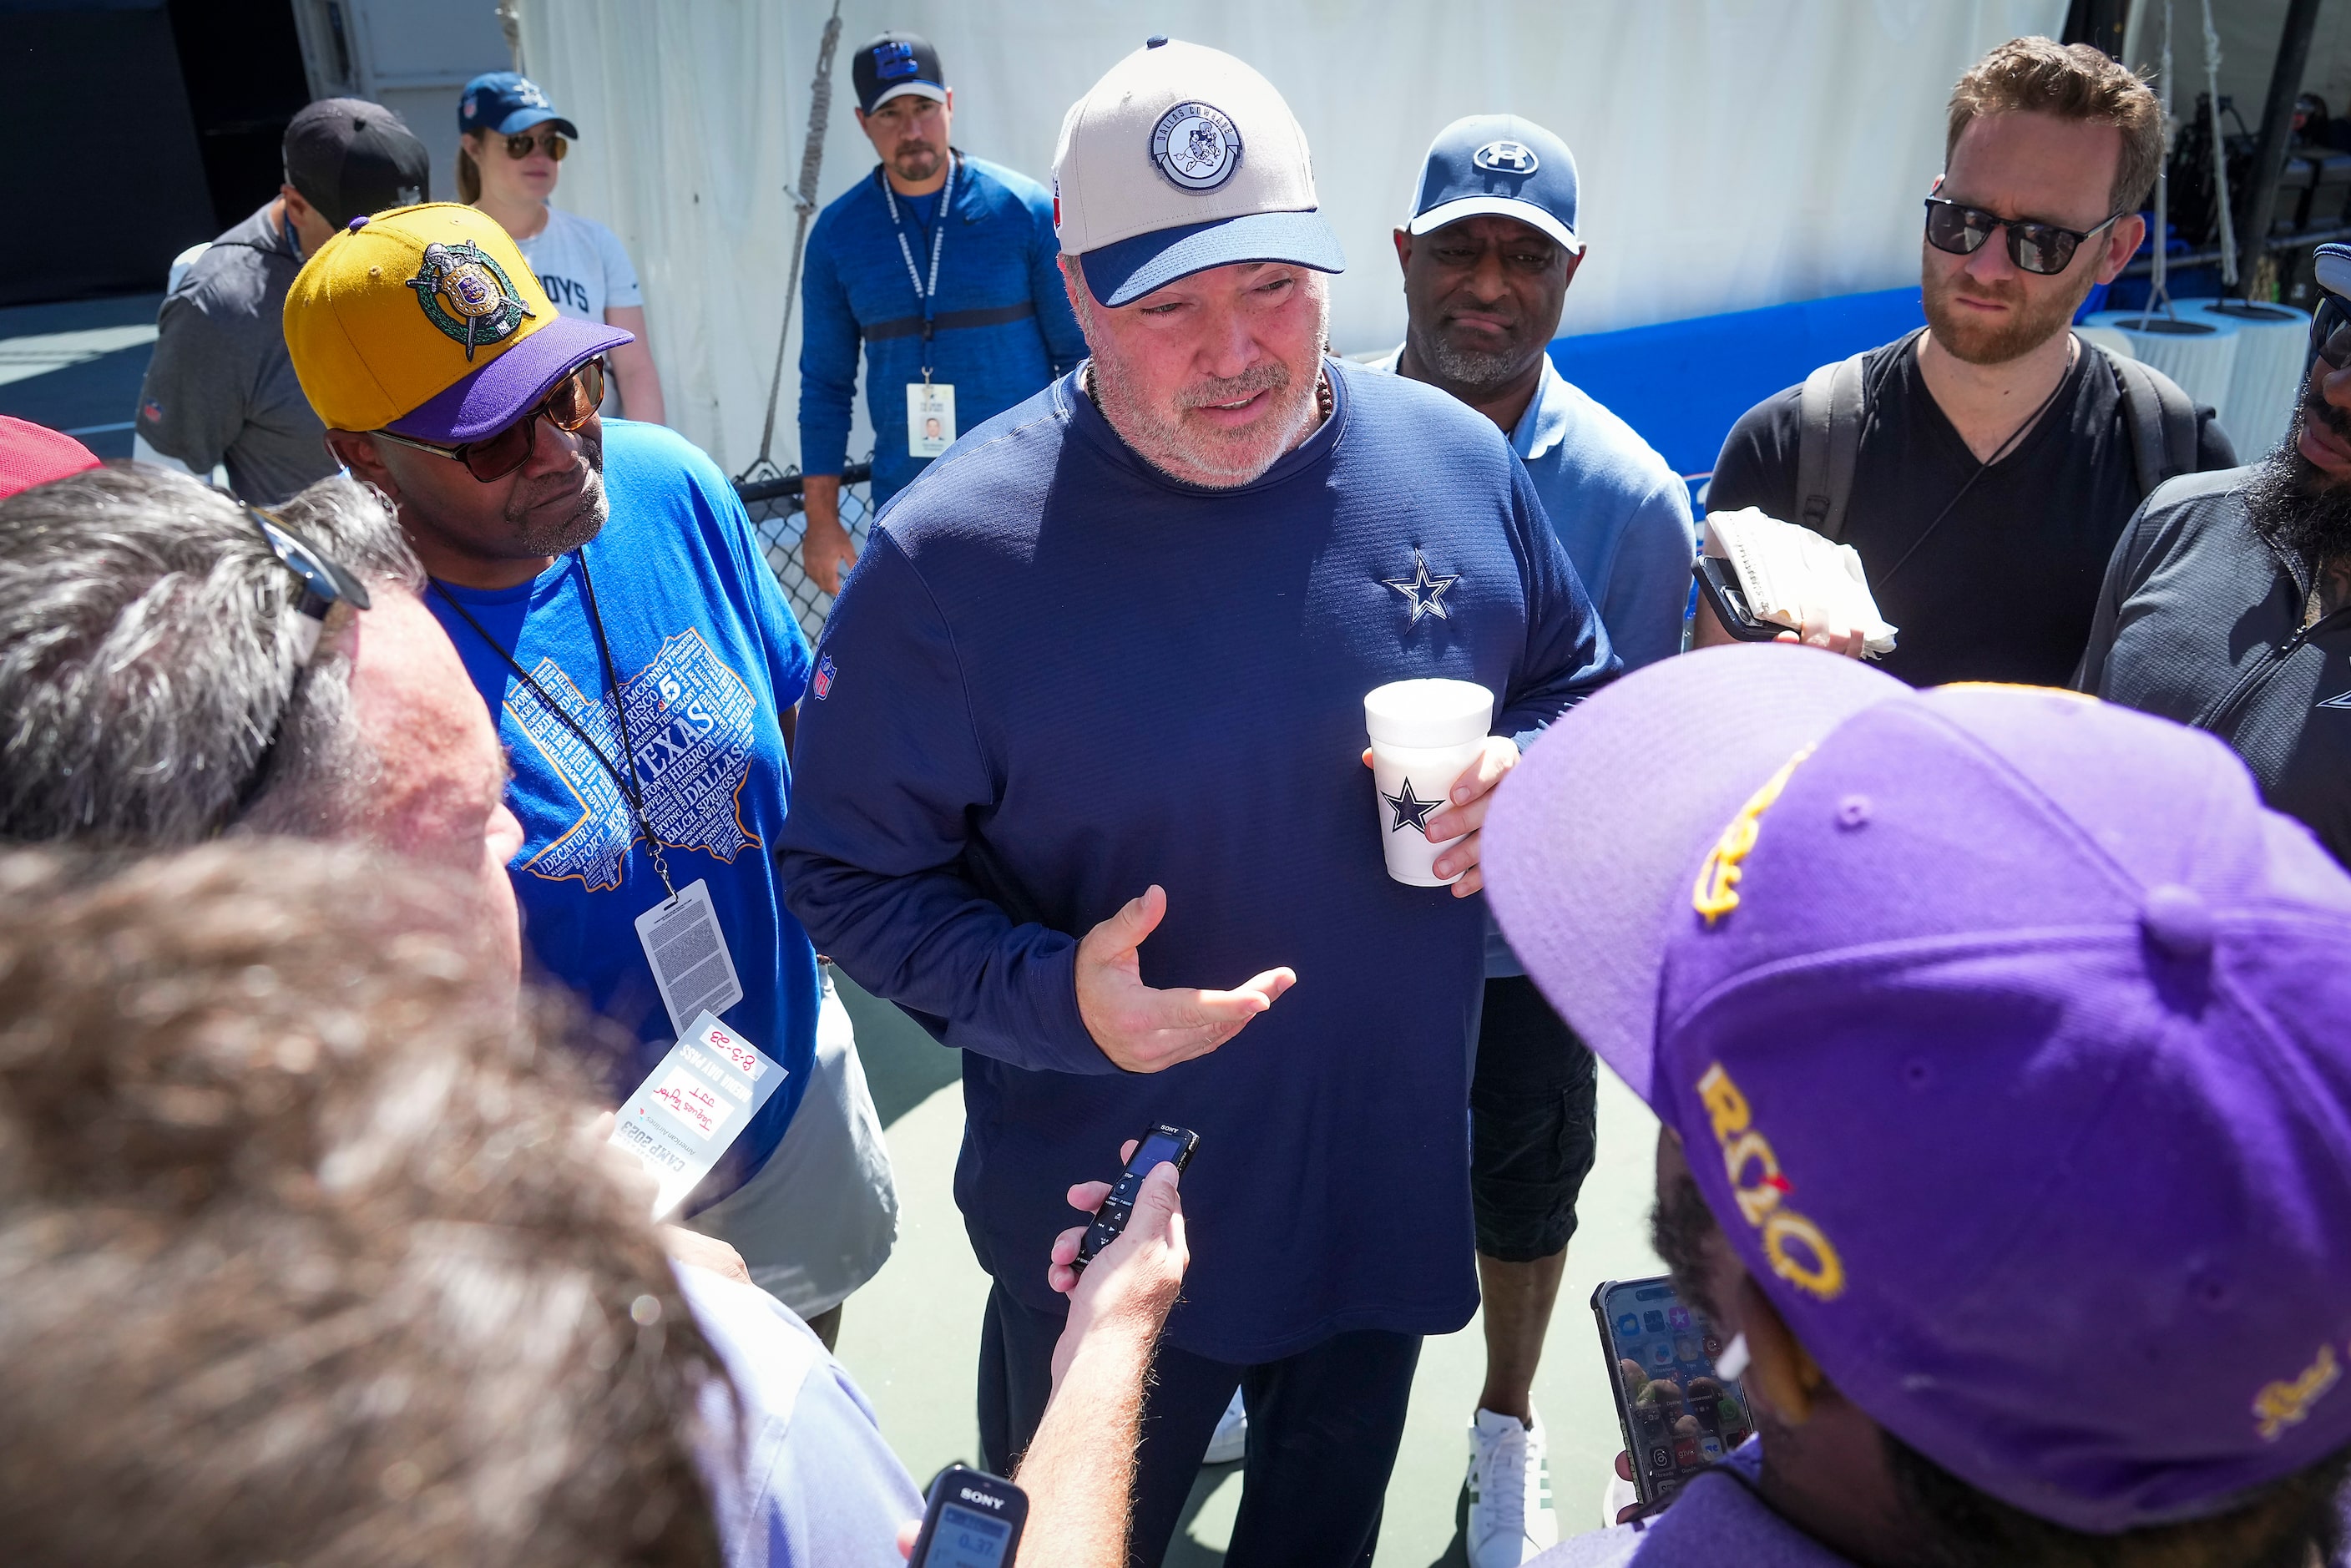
top-left (1704, 507), bottom-right (1898, 659)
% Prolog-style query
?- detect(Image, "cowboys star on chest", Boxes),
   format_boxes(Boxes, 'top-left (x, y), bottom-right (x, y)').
top-left (1383, 548), bottom-right (1461, 626)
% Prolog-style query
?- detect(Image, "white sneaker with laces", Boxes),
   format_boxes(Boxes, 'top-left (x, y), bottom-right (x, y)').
top-left (1466, 1406), bottom-right (1558, 1568)
top-left (1203, 1388), bottom-right (1247, 1465)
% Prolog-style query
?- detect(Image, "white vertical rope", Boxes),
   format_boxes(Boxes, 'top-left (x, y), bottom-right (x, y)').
top-left (749, 0), bottom-right (844, 476)
top-left (2146, 0), bottom-right (2175, 321)
top-left (2201, 0), bottom-right (2238, 289)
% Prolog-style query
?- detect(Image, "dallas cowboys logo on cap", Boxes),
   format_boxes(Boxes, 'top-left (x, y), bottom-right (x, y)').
top-left (1472, 139), bottom-right (1540, 175)
top-left (1151, 101), bottom-right (1242, 190)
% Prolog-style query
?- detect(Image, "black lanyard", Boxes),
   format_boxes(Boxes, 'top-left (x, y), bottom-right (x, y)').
top-left (879, 152), bottom-right (958, 381)
top-left (431, 553), bottom-right (677, 897)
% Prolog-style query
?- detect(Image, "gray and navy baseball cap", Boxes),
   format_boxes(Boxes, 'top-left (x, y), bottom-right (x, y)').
top-left (853, 33), bottom-right (947, 115)
top-left (1052, 38), bottom-right (1344, 308)
top-left (283, 99), bottom-right (430, 231)
top-left (1406, 114), bottom-right (1583, 255)
top-left (458, 73), bottom-right (579, 140)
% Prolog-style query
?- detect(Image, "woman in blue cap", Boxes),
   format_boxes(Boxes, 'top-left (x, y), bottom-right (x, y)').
top-left (458, 71), bottom-right (666, 426)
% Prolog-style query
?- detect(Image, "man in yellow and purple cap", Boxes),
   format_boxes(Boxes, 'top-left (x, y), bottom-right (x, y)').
top-left (281, 205), bottom-right (884, 1336)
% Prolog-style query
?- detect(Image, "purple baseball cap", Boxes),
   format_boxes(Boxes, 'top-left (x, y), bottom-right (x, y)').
top-left (1484, 645), bottom-right (2351, 1532)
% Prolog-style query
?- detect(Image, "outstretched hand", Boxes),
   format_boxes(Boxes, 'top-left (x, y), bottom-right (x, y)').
top-left (1074, 886), bottom-right (1295, 1072)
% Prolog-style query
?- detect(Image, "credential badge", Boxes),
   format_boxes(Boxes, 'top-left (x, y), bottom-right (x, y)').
top-left (407, 240), bottom-right (534, 361)
top-left (1472, 139), bottom-right (1540, 175)
top-left (1151, 102), bottom-right (1242, 191)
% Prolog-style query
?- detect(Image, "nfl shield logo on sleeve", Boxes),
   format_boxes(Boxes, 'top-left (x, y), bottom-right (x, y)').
top-left (812, 654), bottom-right (836, 700)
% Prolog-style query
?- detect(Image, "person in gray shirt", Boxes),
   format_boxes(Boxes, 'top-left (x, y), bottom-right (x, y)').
top-left (134, 99), bottom-right (427, 504)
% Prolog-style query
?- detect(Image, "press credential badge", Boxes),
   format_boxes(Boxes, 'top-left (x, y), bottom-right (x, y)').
top-left (633, 878), bottom-right (744, 1039)
top-left (609, 1011), bottom-right (787, 1220)
top-left (908, 381), bottom-right (956, 458)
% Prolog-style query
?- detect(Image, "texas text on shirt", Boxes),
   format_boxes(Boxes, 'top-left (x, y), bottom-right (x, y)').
top-left (429, 420), bottom-right (821, 1206)
top-left (777, 358), bottom-right (1618, 1362)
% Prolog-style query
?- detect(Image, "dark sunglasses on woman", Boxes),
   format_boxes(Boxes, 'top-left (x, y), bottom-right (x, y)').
top-left (505, 130), bottom-right (569, 161)
top-left (1923, 195), bottom-right (2127, 276)
top-left (372, 359), bottom-right (604, 483)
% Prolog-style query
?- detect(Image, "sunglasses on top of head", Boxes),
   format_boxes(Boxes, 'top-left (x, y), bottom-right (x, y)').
top-left (504, 129), bottom-right (569, 161)
top-left (1923, 195), bottom-right (2128, 276)
top-left (372, 359), bottom-right (603, 483)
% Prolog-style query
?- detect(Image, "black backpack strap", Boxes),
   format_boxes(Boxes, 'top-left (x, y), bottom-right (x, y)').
top-left (1796, 330), bottom-right (1914, 542)
top-left (2104, 345), bottom-right (2201, 499)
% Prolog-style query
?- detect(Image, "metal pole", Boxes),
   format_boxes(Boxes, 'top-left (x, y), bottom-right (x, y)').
top-left (2238, 0), bottom-right (2326, 296)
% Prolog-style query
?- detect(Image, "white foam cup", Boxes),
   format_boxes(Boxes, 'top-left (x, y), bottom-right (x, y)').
top-left (1364, 678), bottom-right (1495, 887)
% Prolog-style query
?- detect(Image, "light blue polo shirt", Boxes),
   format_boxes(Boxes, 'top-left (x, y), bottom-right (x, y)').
top-left (1368, 346), bottom-right (1695, 977)
top-left (1366, 346), bottom-right (1694, 670)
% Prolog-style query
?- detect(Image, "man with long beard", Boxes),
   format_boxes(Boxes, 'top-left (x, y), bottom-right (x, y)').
top-left (1704, 36), bottom-right (2234, 687)
top-left (2077, 244), bottom-right (2351, 866)
top-left (779, 38), bottom-right (1616, 1568)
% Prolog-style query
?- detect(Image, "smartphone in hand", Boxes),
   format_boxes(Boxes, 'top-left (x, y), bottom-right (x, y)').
top-left (1072, 1124), bottom-right (1197, 1272)
top-left (1592, 1275), bottom-right (1754, 1508)
top-left (1692, 557), bottom-right (1787, 642)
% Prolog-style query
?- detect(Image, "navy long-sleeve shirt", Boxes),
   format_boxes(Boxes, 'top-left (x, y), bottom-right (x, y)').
top-left (796, 154), bottom-right (1084, 504)
top-left (778, 359), bottom-right (1617, 1360)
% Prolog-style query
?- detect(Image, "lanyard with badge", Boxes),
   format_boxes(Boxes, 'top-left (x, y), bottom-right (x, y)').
top-left (882, 153), bottom-right (958, 459)
top-left (432, 557), bottom-right (786, 1216)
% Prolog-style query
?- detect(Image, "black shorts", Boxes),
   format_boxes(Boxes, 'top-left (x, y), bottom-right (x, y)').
top-left (1470, 974), bottom-right (1600, 1262)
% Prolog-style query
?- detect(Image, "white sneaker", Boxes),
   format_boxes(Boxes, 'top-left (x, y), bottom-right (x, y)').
top-left (1202, 1388), bottom-right (1247, 1464)
top-left (1466, 1406), bottom-right (1558, 1568)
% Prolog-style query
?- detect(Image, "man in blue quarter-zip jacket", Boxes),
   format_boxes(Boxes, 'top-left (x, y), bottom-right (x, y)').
top-left (779, 39), bottom-right (1615, 1568)
top-left (796, 30), bottom-right (1085, 595)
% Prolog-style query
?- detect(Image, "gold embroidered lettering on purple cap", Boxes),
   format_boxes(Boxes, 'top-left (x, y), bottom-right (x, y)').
top-left (1696, 1063), bottom-right (1847, 1301)
top-left (1691, 744), bottom-right (1817, 926)
top-left (2252, 1343), bottom-right (2342, 1441)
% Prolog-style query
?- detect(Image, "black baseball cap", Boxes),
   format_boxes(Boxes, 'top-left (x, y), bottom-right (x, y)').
top-left (282, 99), bottom-right (430, 230)
top-left (852, 32), bottom-right (947, 115)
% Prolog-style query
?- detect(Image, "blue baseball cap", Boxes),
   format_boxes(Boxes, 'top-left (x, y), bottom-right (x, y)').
top-left (1406, 114), bottom-right (1582, 255)
top-left (458, 73), bottom-right (579, 140)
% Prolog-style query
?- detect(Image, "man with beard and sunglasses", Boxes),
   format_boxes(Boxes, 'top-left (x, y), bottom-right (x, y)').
top-left (795, 30), bottom-right (1085, 596)
top-left (2076, 245), bottom-right (2351, 867)
top-left (1703, 37), bottom-right (2234, 688)
top-left (283, 204), bottom-right (859, 1325)
top-left (779, 39), bottom-right (1615, 1568)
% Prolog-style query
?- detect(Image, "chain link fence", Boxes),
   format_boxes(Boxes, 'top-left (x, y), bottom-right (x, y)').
top-left (733, 459), bottom-right (875, 644)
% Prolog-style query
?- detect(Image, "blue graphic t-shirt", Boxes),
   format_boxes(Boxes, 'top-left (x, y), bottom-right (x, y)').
top-left (431, 420), bottom-right (819, 1206)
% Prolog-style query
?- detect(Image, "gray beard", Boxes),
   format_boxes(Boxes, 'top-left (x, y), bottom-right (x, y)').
top-left (1405, 318), bottom-right (1519, 392)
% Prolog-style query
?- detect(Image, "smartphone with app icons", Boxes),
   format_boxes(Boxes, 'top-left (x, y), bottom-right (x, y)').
top-left (1591, 1275), bottom-right (1755, 1508)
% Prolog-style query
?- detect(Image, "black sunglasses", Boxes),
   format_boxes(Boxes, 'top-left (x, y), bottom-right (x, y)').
top-left (1923, 196), bottom-right (2127, 276)
top-left (505, 130), bottom-right (569, 161)
top-left (230, 508), bottom-right (373, 817)
top-left (372, 360), bottom-right (604, 483)
top-left (2313, 294), bottom-right (2351, 370)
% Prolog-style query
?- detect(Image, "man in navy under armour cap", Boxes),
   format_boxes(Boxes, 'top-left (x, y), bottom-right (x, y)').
top-left (1368, 114), bottom-right (1696, 1567)
top-left (781, 38), bottom-right (1616, 1565)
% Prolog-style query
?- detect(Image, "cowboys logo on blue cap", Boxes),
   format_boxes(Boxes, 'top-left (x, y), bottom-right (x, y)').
top-left (1407, 114), bottom-right (1582, 254)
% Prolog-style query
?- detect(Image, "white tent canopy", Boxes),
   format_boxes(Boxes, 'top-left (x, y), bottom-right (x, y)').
top-left (519, 0), bottom-right (2065, 476)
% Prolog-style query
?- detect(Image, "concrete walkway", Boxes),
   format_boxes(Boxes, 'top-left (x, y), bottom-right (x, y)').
top-left (829, 971), bottom-right (1665, 1567)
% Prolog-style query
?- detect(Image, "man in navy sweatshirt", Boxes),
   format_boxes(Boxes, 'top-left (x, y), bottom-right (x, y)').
top-left (778, 39), bottom-right (1616, 1567)
top-left (796, 31), bottom-right (1085, 594)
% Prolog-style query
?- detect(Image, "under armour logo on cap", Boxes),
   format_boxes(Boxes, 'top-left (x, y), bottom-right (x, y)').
top-left (1472, 139), bottom-right (1540, 175)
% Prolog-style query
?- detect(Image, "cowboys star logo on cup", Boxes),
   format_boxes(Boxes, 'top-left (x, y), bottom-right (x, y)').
top-left (406, 240), bottom-right (534, 361)
top-left (1471, 139), bottom-right (1540, 175)
top-left (1150, 101), bottom-right (1243, 191)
